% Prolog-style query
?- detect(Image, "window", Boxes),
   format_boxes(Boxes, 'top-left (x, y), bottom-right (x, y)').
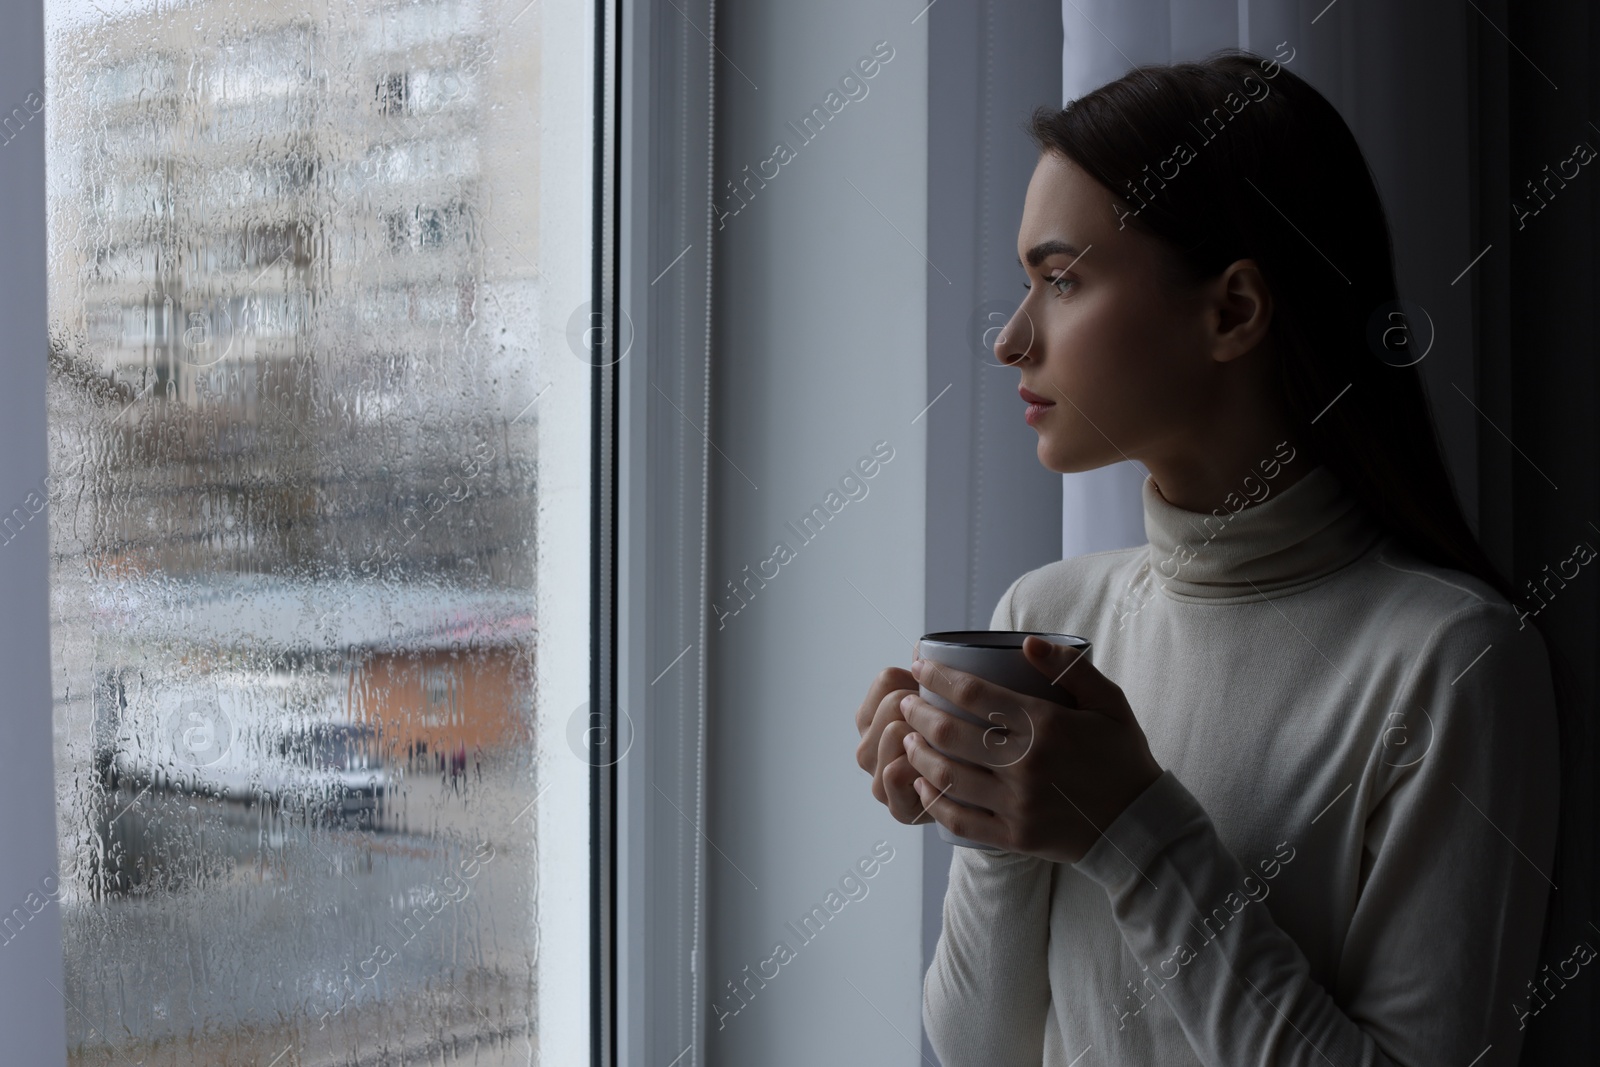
top-left (43, 0), bottom-right (596, 1063)
top-left (377, 71), bottom-right (411, 115)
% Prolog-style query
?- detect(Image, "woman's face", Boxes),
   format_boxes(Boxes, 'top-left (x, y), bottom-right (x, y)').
top-left (1000, 152), bottom-right (1229, 475)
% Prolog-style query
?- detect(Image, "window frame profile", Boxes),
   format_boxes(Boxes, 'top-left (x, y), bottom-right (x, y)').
top-left (607, 1), bottom-right (717, 1066)
top-left (0, 0), bottom-right (716, 1061)
top-left (0, 0), bottom-right (634, 1062)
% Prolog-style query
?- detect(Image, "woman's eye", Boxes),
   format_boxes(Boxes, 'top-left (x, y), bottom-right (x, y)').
top-left (1021, 274), bottom-right (1075, 296)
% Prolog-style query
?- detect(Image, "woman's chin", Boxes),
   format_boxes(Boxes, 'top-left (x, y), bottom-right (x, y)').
top-left (1036, 437), bottom-right (1074, 473)
top-left (1037, 436), bottom-right (1111, 474)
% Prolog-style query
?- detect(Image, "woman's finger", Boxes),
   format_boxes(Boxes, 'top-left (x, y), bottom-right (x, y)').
top-left (880, 753), bottom-right (931, 824)
top-left (856, 666), bottom-right (917, 737)
top-left (902, 729), bottom-right (1003, 812)
top-left (900, 692), bottom-right (1012, 767)
top-left (875, 717), bottom-right (916, 799)
top-left (856, 680), bottom-right (916, 774)
top-left (1021, 637), bottom-right (1125, 718)
top-left (872, 718), bottom-right (915, 804)
top-left (912, 658), bottom-right (1042, 739)
top-left (910, 774), bottom-right (1006, 848)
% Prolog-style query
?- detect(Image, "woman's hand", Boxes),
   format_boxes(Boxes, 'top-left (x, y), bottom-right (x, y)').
top-left (899, 636), bottom-right (1163, 863)
top-left (854, 666), bottom-right (936, 825)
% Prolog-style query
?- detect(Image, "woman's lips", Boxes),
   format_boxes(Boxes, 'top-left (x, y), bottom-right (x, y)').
top-left (1019, 384), bottom-right (1055, 425)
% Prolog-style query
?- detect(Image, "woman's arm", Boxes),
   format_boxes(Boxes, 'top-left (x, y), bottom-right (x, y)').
top-left (924, 849), bottom-right (1056, 1064)
top-left (1071, 600), bottom-right (1560, 1066)
top-left (923, 574), bottom-right (1059, 1065)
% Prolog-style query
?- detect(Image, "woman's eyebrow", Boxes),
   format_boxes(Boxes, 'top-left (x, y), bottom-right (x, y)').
top-left (1017, 239), bottom-right (1084, 268)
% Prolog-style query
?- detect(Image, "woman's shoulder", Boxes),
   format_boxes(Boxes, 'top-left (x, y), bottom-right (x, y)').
top-left (1353, 540), bottom-right (1561, 808)
top-left (993, 545), bottom-right (1148, 631)
top-left (1349, 538), bottom-right (1555, 689)
top-left (1357, 537), bottom-right (1532, 638)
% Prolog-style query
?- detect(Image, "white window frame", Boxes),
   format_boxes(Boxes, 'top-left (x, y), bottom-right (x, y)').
top-left (613, 1), bottom-right (717, 1064)
top-left (0, 2), bottom-right (67, 1058)
top-left (0, 1), bottom-right (615, 1064)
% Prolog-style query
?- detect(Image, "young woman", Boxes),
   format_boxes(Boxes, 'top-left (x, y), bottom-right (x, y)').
top-left (853, 50), bottom-right (1571, 1066)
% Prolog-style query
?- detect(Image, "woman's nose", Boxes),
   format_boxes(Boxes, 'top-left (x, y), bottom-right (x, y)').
top-left (992, 305), bottom-right (1035, 366)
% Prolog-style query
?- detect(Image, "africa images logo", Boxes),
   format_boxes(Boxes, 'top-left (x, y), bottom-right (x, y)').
top-left (714, 41), bottom-right (896, 230)
top-left (712, 841), bottom-right (896, 1030)
top-left (712, 440), bottom-right (895, 631)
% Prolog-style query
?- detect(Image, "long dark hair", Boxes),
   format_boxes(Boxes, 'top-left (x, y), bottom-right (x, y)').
top-left (1026, 49), bottom-right (1582, 896)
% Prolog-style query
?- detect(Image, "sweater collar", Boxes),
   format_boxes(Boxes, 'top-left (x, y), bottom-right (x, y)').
top-left (1141, 463), bottom-right (1386, 600)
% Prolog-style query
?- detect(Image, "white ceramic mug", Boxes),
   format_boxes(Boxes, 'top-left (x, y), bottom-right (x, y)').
top-left (915, 629), bottom-right (1092, 851)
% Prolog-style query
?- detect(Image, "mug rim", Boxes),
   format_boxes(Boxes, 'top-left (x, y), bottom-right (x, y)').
top-left (919, 629), bottom-right (1089, 650)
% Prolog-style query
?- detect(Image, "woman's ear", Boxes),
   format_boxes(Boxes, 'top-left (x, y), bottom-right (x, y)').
top-left (1209, 258), bottom-right (1273, 364)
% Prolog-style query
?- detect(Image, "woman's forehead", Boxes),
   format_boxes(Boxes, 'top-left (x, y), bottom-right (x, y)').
top-left (1017, 156), bottom-right (1150, 271)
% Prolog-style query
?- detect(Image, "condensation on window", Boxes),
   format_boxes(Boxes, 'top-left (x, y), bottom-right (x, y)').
top-left (45, 0), bottom-right (558, 1063)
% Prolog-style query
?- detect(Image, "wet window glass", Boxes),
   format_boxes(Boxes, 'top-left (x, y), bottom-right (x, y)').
top-left (45, 0), bottom-right (588, 1061)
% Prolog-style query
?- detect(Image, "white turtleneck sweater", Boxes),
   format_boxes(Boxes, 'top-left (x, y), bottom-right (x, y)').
top-left (923, 460), bottom-right (1560, 1067)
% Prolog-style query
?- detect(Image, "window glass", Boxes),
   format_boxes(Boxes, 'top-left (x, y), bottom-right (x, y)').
top-left (44, 0), bottom-right (590, 1062)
